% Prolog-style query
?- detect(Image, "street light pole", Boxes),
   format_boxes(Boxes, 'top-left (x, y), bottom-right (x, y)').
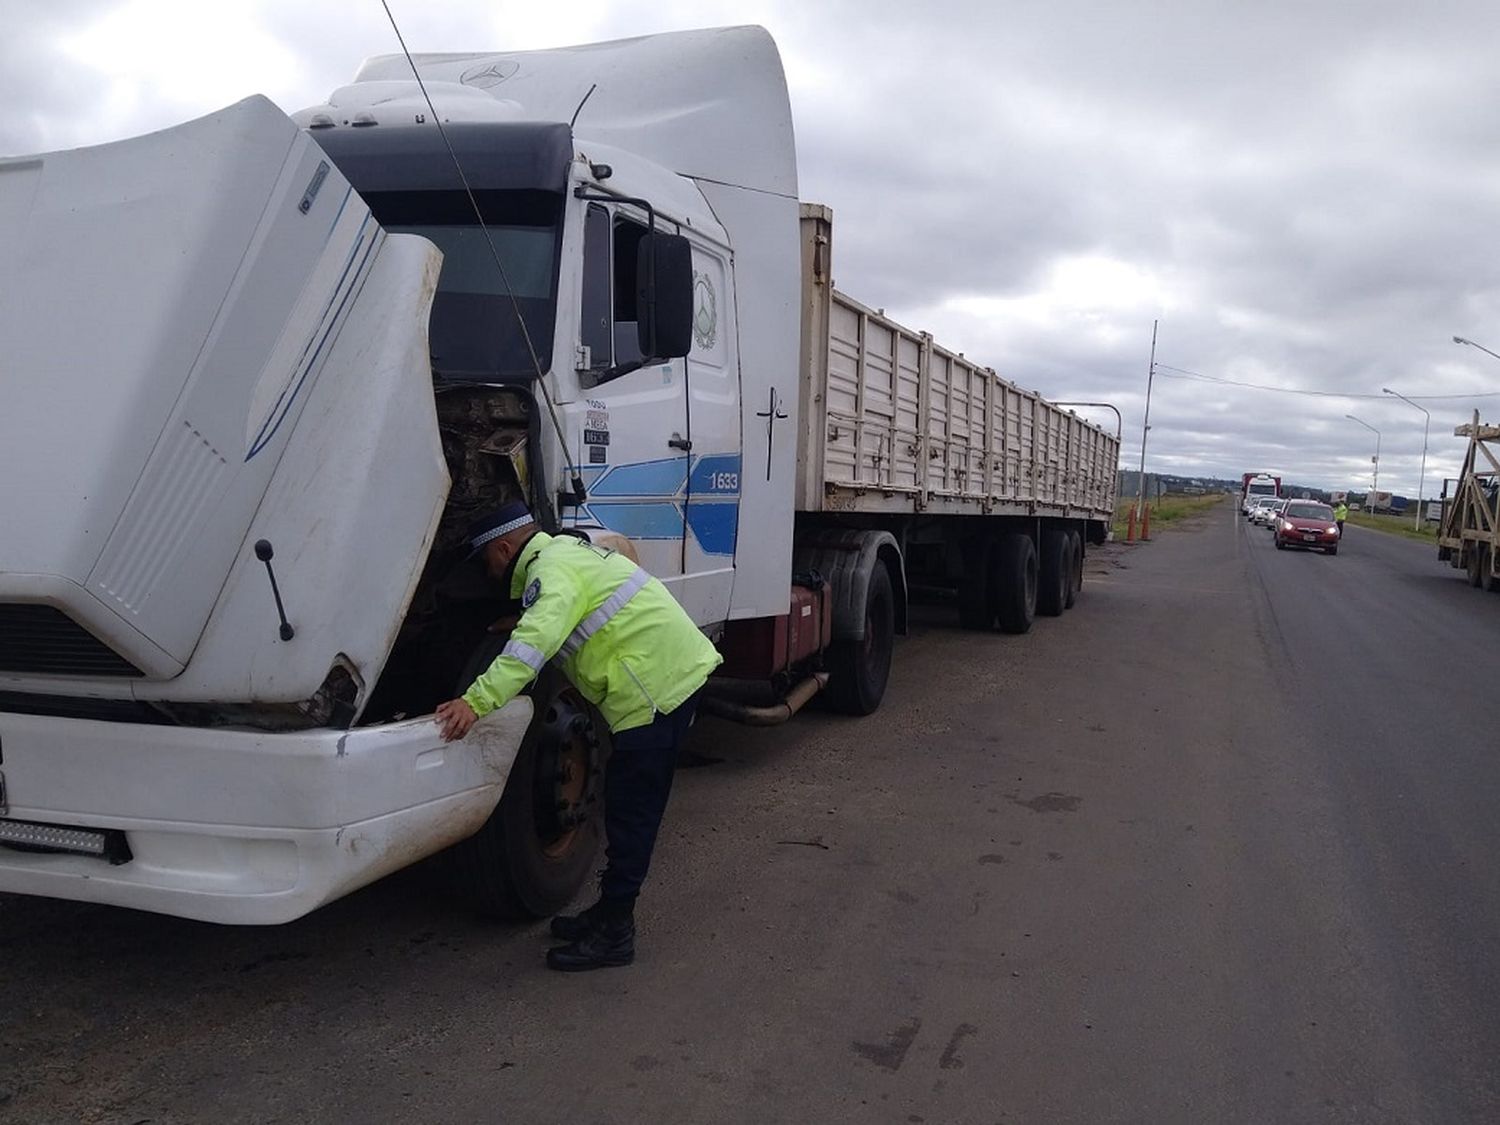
top-left (1382, 387), bottom-right (1431, 531)
top-left (1345, 413), bottom-right (1381, 504)
top-left (1135, 319), bottom-right (1158, 518)
top-left (1452, 335), bottom-right (1500, 363)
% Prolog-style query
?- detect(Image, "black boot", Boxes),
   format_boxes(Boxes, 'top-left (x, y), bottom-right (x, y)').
top-left (546, 914), bottom-right (636, 972)
top-left (549, 900), bottom-right (611, 942)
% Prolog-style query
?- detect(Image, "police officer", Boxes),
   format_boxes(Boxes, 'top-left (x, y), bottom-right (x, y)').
top-left (435, 502), bottom-right (722, 972)
top-left (1334, 499), bottom-right (1349, 536)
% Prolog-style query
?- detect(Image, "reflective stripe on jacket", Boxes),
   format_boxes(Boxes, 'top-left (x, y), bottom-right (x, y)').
top-left (461, 532), bottom-right (723, 733)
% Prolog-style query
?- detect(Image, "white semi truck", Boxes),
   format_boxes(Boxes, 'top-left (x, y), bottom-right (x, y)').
top-left (0, 27), bottom-right (1119, 924)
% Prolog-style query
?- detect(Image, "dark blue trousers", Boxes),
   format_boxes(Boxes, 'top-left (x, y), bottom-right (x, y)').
top-left (598, 690), bottom-right (702, 905)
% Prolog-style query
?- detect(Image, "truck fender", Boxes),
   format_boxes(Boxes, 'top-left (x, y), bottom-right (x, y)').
top-left (793, 530), bottom-right (908, 641)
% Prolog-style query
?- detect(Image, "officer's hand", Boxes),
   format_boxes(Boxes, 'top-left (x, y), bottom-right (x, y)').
top-left (435, 698), bottom-right (479, 742)
top-left (486, 614), bottom-right (519, 634)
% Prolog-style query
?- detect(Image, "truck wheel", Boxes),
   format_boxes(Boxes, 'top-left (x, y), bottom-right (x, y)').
top-left (826, 563), bottom-right (895, 715)
top-left (447, 658), bottom-right (604, 919)
top-left (1037, 529), bottom-right (1070, 617)
top-left (994, 532), bottom-right (1037, 635)
top-left (1482, 548), bottom-right (1500, 592)
top-left (1467, 546), bottom-right (1485, 587)
top-left (1065, 531), bottom-right (1082, 609)
top-left (958, 536), bottom-right (995, 630)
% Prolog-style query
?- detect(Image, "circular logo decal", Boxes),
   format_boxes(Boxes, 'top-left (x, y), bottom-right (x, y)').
top-left (461, 60), bottom-right (520, 88)
top-left (521, 578), bottom-right (542, 609)
top-left (692, 272), bottom-right (717, 350)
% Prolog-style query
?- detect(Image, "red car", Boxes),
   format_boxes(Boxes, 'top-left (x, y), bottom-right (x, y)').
top-left (1274, 501), bottom-right (1340, 554)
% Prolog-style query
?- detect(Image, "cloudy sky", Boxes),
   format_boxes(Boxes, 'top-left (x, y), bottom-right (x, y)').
top-left (7, 0), bottom-right (1500, 495)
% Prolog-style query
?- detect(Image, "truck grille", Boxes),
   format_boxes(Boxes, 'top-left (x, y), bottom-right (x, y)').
top-left (0, 605), bottom-right (144, 678)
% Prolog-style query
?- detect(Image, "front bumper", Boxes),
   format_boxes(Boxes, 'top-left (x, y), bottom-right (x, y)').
top-left (1277, 528), bottom-right (1340, 549)
top-left (0, 701), bottom-right (531, 924)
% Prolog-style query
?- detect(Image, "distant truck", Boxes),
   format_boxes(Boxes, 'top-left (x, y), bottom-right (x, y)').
top-left (1437, 413), bottom-right (1500, 591)
top-left (1241, 473), bottom-right (1281, 514)
top-left (0, 28), bottom-right (1118, 925)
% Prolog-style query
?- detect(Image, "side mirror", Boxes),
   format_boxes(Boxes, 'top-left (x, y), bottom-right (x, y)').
top-left (636, 232), bottom-right (693, 360)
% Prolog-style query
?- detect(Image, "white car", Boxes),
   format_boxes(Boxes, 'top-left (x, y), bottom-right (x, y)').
top-left (1249, 497), bottom-right (1281, 524)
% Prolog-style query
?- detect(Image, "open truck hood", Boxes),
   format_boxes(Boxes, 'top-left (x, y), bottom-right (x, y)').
top-left (0, 97), bottom-right (390, 678)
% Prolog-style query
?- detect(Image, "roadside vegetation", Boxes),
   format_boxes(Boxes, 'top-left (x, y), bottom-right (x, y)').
top-left (1112, 492), bottom-right (1227, 538)
top-left (1345, 510), bottom-right (1439, 543)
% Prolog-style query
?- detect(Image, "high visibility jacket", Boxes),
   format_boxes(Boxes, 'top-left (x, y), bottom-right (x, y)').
top-left (461, 532), bottom-right (723, 733)
top-left (1335, 504), bottom-right (1348, 520)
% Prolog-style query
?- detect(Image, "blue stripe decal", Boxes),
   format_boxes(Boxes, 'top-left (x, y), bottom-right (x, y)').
top-left (583, 502), bottom-right (685, 540)
top-left (246, 210), bottom-right (377, 461)
top-left (689, 453), bottom-right (741, 496)
top-left (574, 454), bottom-right (741, 555)
top-left (589, 457), bottom-right (690, 497)
top-left (684, 500), bottom-right (739, 555)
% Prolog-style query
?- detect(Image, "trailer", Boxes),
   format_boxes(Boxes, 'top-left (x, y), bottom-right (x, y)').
top-left (1437, 412), bottom-right (1500, 591)
top-left (794, 204), bottom-right (1115, 646)
top-left (0, 27), bottom-right (1117, 925)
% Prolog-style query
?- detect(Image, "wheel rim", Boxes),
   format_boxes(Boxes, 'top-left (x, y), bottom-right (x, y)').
top-left (532, 688), bottom-right (601, 859)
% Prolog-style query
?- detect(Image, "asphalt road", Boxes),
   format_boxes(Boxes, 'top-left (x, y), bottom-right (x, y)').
top-left (2, 502), bottom-right (1497, 1124)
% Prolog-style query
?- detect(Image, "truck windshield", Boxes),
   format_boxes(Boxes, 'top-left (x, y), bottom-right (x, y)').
top-left (1248, 482), bottom-right (1277, 497)
top-left (367, 189), bottom-right (562, 383)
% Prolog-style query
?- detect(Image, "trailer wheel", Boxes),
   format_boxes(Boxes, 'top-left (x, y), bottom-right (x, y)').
top-left (958, 536), bottom-right (995, 630)
top-left (1482, 547), bottom-right (1500, 592)
top-left (1065, 530), bottom-right (1082, 609)
top-left (994, 532), bottom-right (1038, 635)
top-left (1037, 529), bottom-right (1070, 617)
top-left (1467, 546), bottom-right (1485, 587)
top-left (446, 656), bottom-right (604, 919)
top-left (826, 563), bottom-right (895, 715)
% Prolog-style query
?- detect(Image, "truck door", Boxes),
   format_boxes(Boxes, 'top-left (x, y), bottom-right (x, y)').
top-left (676, 234), bottom-right (740, 622)
top-left (566, 203), bottom-right (689, 586)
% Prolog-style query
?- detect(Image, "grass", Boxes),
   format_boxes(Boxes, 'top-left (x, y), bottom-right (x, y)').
top-left (1344, 509), bottom-right (1440, 543)
top-left (1112, 492), bottom-right (1228, 538)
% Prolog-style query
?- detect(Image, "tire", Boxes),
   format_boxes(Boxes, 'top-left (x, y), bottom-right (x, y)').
top-left (1064, 530), bottom-right (1082, 610)
top-left (1467, 546), bottom-right (1485, 587)
top-left (1037, 528), bottom-right (1070, 617)
top-left (447, 655), bottom-right (605, 919)
top-left (1325, 545), bottom-right (1337, 556)
top-left (1274, 538), bottom-right (1286, 550)
top-left (826, 563), bottom-right (896, 715)
top-left (1482, 547), bottom-right (1500, 593)
top-left (994, 532), bottom-right (1038, 635)
top-left (958, 536), bottom-right (995, 630)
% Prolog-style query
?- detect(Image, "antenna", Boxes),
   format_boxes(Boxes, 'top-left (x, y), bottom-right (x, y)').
top-left (570, 83), bottom-right (598, 129)
top-left (378, 1), bottom-right (587, 507)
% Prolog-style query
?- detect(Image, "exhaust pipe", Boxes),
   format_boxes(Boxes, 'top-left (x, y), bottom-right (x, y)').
top-left (699, 672), bottom-right (830, 727)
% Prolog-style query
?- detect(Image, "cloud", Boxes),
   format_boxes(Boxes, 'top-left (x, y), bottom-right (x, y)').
top-left (6, 0), bottom-right (1500, 492)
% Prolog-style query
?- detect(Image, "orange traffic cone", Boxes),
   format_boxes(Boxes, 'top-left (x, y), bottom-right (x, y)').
top-left (1141, 504), bottom-right (1151, 540)
top-left (1125, 505), bottom-right (1137, 542)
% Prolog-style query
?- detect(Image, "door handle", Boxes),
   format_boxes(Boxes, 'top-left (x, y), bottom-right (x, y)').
top-left (668, 433), bottom-right (693, 452)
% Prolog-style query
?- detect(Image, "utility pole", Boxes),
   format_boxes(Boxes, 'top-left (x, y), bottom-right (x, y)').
top-left (1135, 319), bottom-right (1158, 518)
top-left (1346, 414), bottom-right (1381, 506)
